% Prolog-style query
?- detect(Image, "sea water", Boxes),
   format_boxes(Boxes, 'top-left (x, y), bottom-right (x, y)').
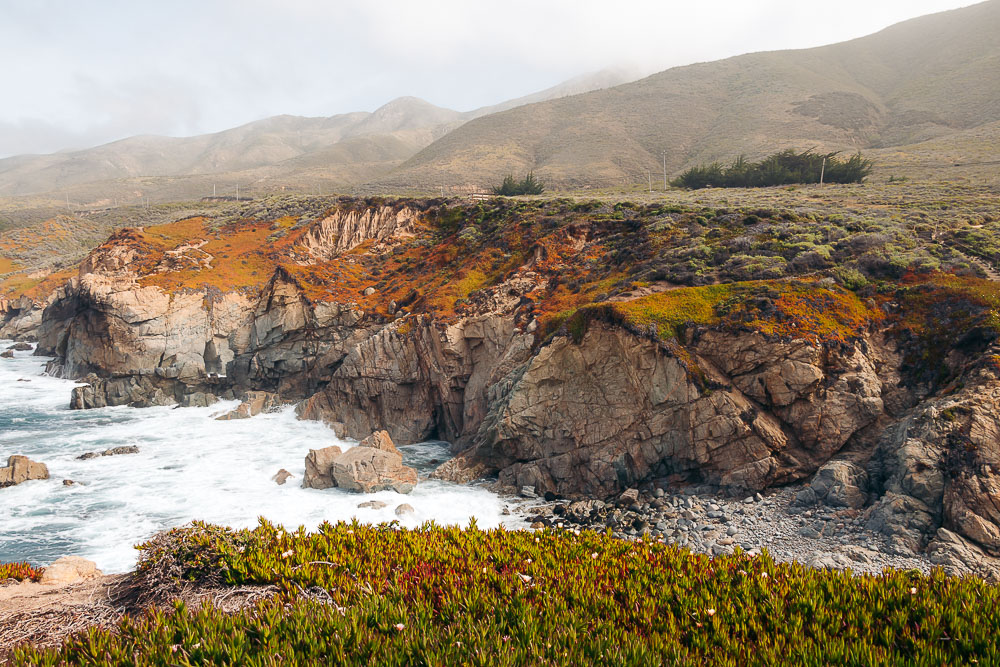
top-left (0, 342), bottom-right (521, 573)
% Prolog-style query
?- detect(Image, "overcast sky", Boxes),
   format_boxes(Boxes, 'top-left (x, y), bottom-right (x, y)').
top-left (0, 0), bottom-right (979, 158)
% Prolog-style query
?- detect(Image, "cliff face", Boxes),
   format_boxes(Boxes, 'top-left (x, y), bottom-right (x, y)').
top-left (13, 198), bottom-right (1000, 569)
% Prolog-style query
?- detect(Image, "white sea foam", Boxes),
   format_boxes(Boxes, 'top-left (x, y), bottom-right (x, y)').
top-left (0, 341), bottom-right (521, 573)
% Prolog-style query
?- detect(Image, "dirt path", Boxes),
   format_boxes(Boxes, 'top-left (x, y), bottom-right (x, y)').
top-left (0, 574), bottom-right (278, 661)
top-left (0, 575), bottom-right (125, 662)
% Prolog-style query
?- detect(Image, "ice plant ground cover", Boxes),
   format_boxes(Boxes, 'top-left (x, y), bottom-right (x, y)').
top-left (9, 521), bottom-right (1000, 665)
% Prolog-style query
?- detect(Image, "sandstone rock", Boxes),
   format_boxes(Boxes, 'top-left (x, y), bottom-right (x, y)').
top-left (39, 556), bottom-right (102, 586)
top-left (331, 447), bottom-right (417, 494)
top-left (62, 479), bottom-right (76, 486)
top-left (216, 391), bottom-right (284, 420)
top-left (0, 455), bottom-right (49, 488)
top-left (302, 446), bottom-right (343, 490)
top-left (0, 350), bottom-right (12, 358)
top-left (395, 503), bottom-right (415, 517)
top-left (357, 430), bottom-right (399, 454)
top-left (272, 469), bottom-right (293, 485)
top-left (358, 500), bottom-right (388, 510)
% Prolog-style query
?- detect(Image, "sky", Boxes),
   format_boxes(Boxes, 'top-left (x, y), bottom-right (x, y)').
top-left (0, 0), bottom-right (980, 158)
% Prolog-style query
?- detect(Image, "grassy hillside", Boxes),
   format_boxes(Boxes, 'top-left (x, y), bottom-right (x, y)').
top-left (8, 521), bottom-right (1000, 664)
top-left (0, 72), bottom-right (639, 208)
top-left (376, 1), bottom-right (1000, 191)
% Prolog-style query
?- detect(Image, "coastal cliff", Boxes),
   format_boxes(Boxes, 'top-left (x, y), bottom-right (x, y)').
top-left (7, 195), bottom-right (1000, 571)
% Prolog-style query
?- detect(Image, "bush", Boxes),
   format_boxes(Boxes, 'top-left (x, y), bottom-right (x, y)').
top-left (673, 150), bottom-right (873, 189)
top-left (493, 171), bottom-right (545, 196)
top-left (15, 521), bottom-right (1000, 665)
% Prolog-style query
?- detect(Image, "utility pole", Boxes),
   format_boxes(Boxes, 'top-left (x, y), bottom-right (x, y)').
top-left (647, 170), bottom-right (652, 193)
top-left (662, 151), bottom-right (667, 190)
top-left (819, 157), bottom-right (826, 185)
top-left (65, 194), bottom-right (70, 211)
top-left (236, 184), bottom-right (240, 202)
top-left (213, 183), bottom-right (216, 197)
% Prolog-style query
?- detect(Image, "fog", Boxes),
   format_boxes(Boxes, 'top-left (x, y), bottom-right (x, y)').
top-left (0, 0), bottom-right (979, 157)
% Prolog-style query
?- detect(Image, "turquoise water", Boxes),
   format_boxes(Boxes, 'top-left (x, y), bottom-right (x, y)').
top-left (0, 341), bottom-right (518, 573)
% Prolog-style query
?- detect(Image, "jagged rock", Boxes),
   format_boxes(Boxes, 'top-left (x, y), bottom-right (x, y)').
top-left (805, 552), bottom-right (854, 571)
top-left (927, 528), bottom-right (1000, 580)
top-left (395, 503), bottom-right (415, 517)
top-left (272, 469), bottom-right (293, 485)
top-left (7, 342), bottom-right (32, 351)
top-left (77, 446), bottom-right (140, 461)
top-left (180, 392), bottom-right (217, 408)
top-left (358, 500), bottom-right (388, 509)
top-left (216, 391), bottom-right (284, 420)
top-left (0, 296), bottom-right (43, 340)
top-left (331, 446), bottom-right (417, 494)
top-left (807, 460), bottom-right (869, 509)
top-left (39, 556), bottom-right (101, 586)
top-left (520, 486), bottom-right (537, 498)
top-left (0, 350), bottom-right (12, 358)
top-left (0, 455), bottom-right (49, 488)
top-left (63, 479), bottom-right (76, 486)
top-left (302, 446), bottom-right (343, 490)
top-left (620, 488), bottom-right (640, 505)
top-left (357, 430), bottom-right (399, 453)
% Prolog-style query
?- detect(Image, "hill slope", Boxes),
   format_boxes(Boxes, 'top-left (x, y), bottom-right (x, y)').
top-left (0, 71), bottom-right (637, 204)
top-left (377, 0), bottom-right (1000, 190)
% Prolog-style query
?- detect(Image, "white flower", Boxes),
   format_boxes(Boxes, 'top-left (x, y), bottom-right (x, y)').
top-left (591, 552), bottom-right (599, 559)
top-left (910, 587), bottom-right (917, 594)
top-left (706, 608), bottom-right (716, 617)
top-left (281, 549), bottom-right (294, 559)
top-left (395, 623), bottom-right (405, 631)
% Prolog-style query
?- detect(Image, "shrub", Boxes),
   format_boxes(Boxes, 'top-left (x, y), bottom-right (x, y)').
top-left (15, 521), bottom-right (1000, 665)
top-left (492, 172), bottom-right (545, 196)
top-left (0, 561), bottom-right (43, 582)
top-left (673, 150), bottom-right (873, 189)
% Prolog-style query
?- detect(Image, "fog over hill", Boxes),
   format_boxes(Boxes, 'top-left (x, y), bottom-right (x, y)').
top-left (377, 0), bottom-right (1000, 190)
top-left (0, 69), bottom-right (639, 203)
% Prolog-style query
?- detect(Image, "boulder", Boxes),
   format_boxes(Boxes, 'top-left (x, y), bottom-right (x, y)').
top-left (331, 446), bottom-right (417, 494)
top-left (302, 445), bottom-right (343, 489)
top-left (0, 350), bottom-right (13, 358)
top-left (7, 342), bottom-right (32, 351)
top-left (272, 469), bottom-right (293, 485)
top-left (77, 446), bottom-right (140, 460)
top-left (357, 430), bottom-right (399, 453)
top-left (395, 503), bottom-right (415, 517)
top-left (216, 391), bottom-right (285, 420)
top-left (807, 460), bottom-right (869, 509)
top-left (358, 500), bottom-right (388, 510)
top-left (0, 455), bottom-right (49, 488)
top-left (39, 556), bottom-right (101, 586)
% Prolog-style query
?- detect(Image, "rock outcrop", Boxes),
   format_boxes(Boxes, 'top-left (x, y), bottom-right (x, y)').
top-left (18, 198), bottom-right (1000, 576)
top-left (0, 296), bottom-right (43, 340)
top-left (302, 445), bottom-right (343, 490)
top-left (0, 455), bottom-right (49, 488)
top-left (216, 391), bottom-right (284, 420)
top-left (302, 431), bottom-right (417, 494)
top-left (38, 557), bottom-right (101, 586)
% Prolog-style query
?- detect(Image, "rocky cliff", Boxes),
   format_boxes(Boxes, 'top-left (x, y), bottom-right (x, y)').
top-left (11, 197), bottom-right (1000, 571)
